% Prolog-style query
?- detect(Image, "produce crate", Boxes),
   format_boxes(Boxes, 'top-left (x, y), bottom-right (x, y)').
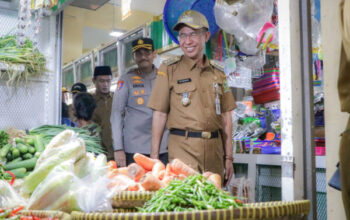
top-left (19, 210), bottom-right (71, 220)
top-left (112, 191), bottom-right (155, 208)
top-left (71, 200), bottom-right (310, 220)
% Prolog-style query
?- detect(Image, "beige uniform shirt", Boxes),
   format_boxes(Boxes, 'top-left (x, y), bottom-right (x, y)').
top-left (148, 55), bottom-right (236, 131)
top-left (339, 0), bottom-right (350, 113)
top-left (92, 92), bottom-right (114, 160)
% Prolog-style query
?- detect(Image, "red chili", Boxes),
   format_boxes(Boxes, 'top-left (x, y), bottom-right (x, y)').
top-left (5, 171), bottom-right (15, 185)
top-left (235, 198), bottom-right (244, 204)
top-left (20, 216), bottom-right (33, 220)
top-left (10, 206), bottom-right (24, 216)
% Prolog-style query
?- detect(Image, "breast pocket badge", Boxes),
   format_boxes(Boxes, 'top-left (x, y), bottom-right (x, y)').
top-left (136, 97), bottom-right (144, 105)
top-left (181, 92), bottom-right (191, 106)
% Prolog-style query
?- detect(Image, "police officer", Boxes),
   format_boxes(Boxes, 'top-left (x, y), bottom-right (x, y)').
top-left (91, 66), bottom-right (114, 160)
top-left (148, 10), bottom-right (236, 185)
top-left (338, 0), bottom-right (350, 218)
top-left (68, 82), bottom-right (87, 124)
top-left (111, 37), bottom-right (169, 167)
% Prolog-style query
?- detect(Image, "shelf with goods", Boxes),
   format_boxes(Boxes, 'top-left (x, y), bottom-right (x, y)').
top-left (0, 3), bottom-right (62, 130)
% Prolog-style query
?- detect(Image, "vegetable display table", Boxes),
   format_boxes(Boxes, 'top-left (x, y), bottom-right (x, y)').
top-left (71, 200), bottom-right (310, 220)
top-left (19, 210), bottom-right (71, 220)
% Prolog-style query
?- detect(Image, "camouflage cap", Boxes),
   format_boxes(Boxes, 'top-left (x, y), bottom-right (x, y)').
top-left (173, 10), bottom-right (209, 32)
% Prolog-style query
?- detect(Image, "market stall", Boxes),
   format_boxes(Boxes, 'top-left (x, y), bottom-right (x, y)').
top-left (0, 0), bottom-right (319, 218)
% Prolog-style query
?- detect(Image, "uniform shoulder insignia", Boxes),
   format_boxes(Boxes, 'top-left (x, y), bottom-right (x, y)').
top-left (163, 56), bottom-right (180, 66)
top-left (210, 60), bottom-right (224, 72)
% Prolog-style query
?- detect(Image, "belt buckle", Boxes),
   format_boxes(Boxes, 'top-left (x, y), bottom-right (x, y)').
top-left (201, 131), bottom-right (211, 139)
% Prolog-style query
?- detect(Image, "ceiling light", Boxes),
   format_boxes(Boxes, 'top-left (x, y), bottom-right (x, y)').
top-left (109, 29), bottom-right (124, 37)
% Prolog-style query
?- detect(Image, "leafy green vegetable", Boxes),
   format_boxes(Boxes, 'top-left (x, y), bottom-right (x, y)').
top-left (0, 164), bottom-right (11, 181)
top-left (138, 175), bottom-right (244, 213)
top-left (30, 125), bottom-right (105, 154)
top-left (0, 35), bottom-right (47, 87)
top-left (0, 130), bottom-right (9, 148)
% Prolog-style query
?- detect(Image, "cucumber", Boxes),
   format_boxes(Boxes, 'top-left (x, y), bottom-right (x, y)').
top-left (28, 146), bottom-right (36, 154)
top-left (17, 143), bottom-right (29, 154)
top-left (11, 148), bottom-right (20, 159)
top-left (33, 135), bottom-right (45, 152)
top-left (4, 157), bottom-right (37, 170)
top-left (6, 151), bottom-right (12, 161)
top-left (15, 137), bottom-right (26, 145)
top-left (26, 137), bottom-right (35, 146)
top-left (22, 153), bottom-right (33, 160)
top-left (5, 167), bottom-right (27, 178)
top-left (34, 151), bottom-right (41, 158)
top-left (0, 144), bottom-right (12, 158)
top-left (5, 157), bottom-right (22, 165)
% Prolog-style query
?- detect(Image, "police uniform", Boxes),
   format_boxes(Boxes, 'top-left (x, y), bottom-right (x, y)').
top-left (92, 91), bottom-right (114, 160)
top-left (110, 67), bottom-right (169, 161)
top-left (338, 0), bottom-right (350, 217)
top-left (147, 55), bottom-right (236, 178)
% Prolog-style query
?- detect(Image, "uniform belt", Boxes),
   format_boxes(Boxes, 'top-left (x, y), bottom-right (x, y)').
top-left (170, 129), bottom-right (219, 139)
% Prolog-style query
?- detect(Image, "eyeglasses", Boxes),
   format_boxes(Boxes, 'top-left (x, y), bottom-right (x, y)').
top-left (178, 30), bottom-right (204, 41)
top-left (134, 50), bottom-right (153, 58)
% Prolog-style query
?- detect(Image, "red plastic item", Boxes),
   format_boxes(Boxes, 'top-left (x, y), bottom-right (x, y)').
top-left (315, 147), bottom-right (325, 156)
top-left (5, 171), bottom-right (15, 185)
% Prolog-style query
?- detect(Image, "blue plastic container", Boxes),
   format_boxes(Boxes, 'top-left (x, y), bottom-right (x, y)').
top-left (163, 0), bottom-right (219, 44)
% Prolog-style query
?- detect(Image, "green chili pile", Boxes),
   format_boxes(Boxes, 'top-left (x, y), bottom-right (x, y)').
top-left (0, 130), bottom-right (9, 148)
top-left (138, 175), bottom-right (244, 213)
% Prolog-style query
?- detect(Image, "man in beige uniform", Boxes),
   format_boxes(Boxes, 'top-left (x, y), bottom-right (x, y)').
top-left (92, 66), bottom-right (114, 160)
top-left (339, 0), bottom-right (350, 218)
top-left (148, 10), bottom-right (236, 185)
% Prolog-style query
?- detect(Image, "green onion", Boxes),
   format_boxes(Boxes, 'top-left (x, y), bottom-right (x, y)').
top-left (0, 35), bottom-right (47, 87)
top-left (30, 125), bottom-right (105, 154)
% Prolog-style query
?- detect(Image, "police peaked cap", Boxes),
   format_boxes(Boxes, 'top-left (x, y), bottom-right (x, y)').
top-left (132, 37), bottom-right (154, 53)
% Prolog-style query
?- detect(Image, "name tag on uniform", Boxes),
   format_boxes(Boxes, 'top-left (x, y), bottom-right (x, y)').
top-left (177, 78), bottom-right (191, 84)
top-left (133, 84), bottom-right (144, 88)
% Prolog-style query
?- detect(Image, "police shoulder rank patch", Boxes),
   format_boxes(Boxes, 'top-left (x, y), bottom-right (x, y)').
top-left (223, 79), bottom-right (230, 93)
top-left (157, 71), bottom-right (167, 77)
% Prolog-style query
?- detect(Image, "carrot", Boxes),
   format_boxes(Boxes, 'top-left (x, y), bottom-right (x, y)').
top-left (208, 173), bottom-right (222, 189)
top-left (140, 173), bottom-right (162, 191)
top-left (152, 161), bottom-right (165, 179)
top-left (133, 153), bottom-right (158, 171)
top-left (203, 171), bottom-right (213, 179)
top-left (162, 175), bottom-right (176, 186)
top-left (116, 167), bottom-right (129, 176)
top-left (127, 163), bottom-right (146, 182)
top-left (107, 160), bottom-right (117, 169)
top-left (169, 159), bottom-right (198, 177)
top-left (107, 174), bottom-right (135, 191)
top-left (128, 183), bottom-right (140, 191)
top-left (157, 170), bottom-right (165, 180)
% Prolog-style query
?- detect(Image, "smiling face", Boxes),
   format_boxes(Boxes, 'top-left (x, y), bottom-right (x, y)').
top-left (178, 26), bottom-right (210, 61)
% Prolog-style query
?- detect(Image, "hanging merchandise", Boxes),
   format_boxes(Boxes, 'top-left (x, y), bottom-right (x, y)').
top-left (252, 68), bottom-right (280, 104)
top-left (227, 64), bottom-right (252, 90)
top-left (214, 0), bottom-right (274, 55)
